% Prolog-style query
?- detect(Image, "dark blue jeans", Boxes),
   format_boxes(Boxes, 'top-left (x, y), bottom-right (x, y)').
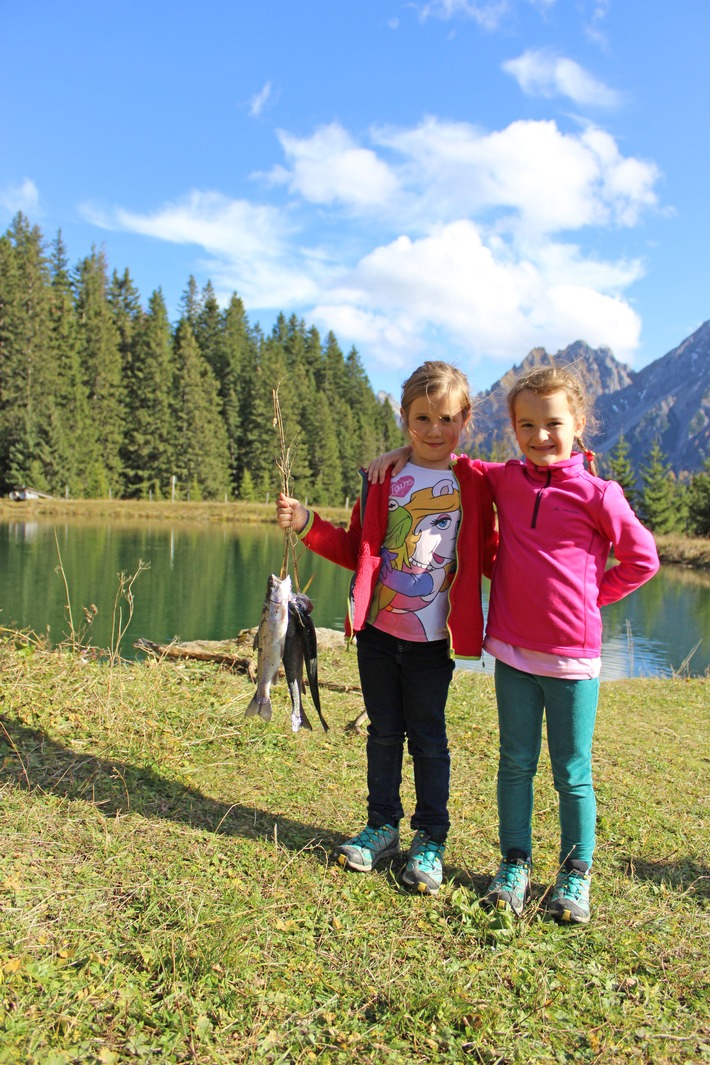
top-left (356, 624), bottom-right (454, 843)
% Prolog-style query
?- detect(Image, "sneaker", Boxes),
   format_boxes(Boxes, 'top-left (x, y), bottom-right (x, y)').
top-left (548, 863), bottom-right (591, 924)
top-left (483, 854), bottom-right (532, 917)
top-left (336, 824), bottom-right (400, 872)
top-left (401, 830), bottom-right (445, 895)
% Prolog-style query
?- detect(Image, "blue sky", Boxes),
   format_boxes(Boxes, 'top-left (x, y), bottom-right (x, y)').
top-left (1, 0), bottom-right (708, 397)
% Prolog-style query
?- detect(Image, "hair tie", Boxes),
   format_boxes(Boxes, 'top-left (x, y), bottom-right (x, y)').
top-left (584, 449), bottom-right (595, 464)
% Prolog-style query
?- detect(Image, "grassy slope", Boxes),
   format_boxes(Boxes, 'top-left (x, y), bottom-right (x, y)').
top-left (0, 639), bottom-right (707, 1064)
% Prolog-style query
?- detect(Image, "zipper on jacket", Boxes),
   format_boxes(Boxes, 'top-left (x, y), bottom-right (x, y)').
top-left (531, 468), bottom-right (552, 528)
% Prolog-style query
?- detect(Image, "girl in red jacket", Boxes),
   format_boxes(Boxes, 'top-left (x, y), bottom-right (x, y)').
top-left (369, 364), bottom-right (659, 922)
top-left (276, 361), bottom-right (497, 895)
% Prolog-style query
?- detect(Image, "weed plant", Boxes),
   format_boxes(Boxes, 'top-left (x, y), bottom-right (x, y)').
top-left (0, 637), bottom-right (707, 1064)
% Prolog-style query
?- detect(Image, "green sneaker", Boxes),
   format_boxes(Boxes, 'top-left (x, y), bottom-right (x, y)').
top-left (548, 864), bottom-right (591, 924)
top-left (336, 824), bottom-right (399, 872)
top-left (483, 855), bottom-right (532, 917)
top-left (401, 830), bottom-right (445, 895)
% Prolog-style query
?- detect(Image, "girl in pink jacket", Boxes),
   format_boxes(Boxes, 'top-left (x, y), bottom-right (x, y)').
top-left (370, 364), bottom-right (659, 923)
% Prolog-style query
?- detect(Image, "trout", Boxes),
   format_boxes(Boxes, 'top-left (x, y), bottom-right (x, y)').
top-left (245, 574), bottom-right (291, 721)
top-left (284, 591), bottom-right (328, 733)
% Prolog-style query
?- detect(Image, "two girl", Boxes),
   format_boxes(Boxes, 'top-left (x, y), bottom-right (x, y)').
top-left (370, 363), bottom-right (659, 922)
top-left (276, 362), bottom-right (497, 895)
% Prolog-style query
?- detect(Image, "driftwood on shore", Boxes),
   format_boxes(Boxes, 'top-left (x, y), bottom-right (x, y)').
top-left (133, 629), bottom-right (368, 731)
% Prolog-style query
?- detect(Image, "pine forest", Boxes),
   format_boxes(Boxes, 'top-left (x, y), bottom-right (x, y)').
top-left (0, 214), bottom-right (402, 505)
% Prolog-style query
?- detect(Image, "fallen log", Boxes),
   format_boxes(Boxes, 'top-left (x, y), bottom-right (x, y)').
top-left (133, 629), bottom-right (367, 731)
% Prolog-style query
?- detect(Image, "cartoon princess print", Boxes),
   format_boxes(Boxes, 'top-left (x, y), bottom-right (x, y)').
top-left (371, 476), bottom-right (461, 641)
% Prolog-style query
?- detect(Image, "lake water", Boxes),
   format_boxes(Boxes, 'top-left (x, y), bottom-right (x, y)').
top-left (1, 518), bottom-right (708, 680)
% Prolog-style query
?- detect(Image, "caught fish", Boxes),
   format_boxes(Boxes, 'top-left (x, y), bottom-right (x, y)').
top-left (283, 603), bottom-right (314, 733)
top-left (245, 574), bottom-right (291, 721)
top-left (287, 592), bottom-right (328, 733)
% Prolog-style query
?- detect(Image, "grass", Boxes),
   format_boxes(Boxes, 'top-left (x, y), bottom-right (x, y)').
top-left (0, 634), bottom-right (707, 1064)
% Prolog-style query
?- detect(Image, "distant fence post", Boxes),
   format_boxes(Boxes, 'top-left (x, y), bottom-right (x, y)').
top-left (171, 475), bottom-right (176, 502)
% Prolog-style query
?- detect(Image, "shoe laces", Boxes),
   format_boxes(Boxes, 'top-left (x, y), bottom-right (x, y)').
top-left (557, 869), bottom-right (589, 900)
top-left (493, 859), bottom-right (529, 891)
top-left (352, 825), bottom-right (394, 850)
top-left (410, 832), bottom-right (444, 870)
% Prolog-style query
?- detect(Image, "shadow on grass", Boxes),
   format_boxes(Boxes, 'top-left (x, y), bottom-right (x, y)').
top-left (621, 856), bottom-right (710, 903)
top-left (0, 715), bottom-right (343, 858)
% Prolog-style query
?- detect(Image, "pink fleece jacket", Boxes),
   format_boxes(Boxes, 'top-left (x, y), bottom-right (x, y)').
top-left (467, 453), bottom-right (659, 658)
top-left (298, 463), bottom-right (498, 660)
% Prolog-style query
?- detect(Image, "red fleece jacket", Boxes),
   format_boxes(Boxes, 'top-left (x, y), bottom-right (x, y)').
top-left (298, 462), bottom-right (498, 660)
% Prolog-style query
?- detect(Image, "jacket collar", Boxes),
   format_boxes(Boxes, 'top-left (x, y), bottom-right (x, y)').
top-left (521, 452), bottom-right (586, 481)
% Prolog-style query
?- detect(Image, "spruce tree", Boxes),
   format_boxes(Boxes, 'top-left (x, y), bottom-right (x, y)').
top-left (239, 337), bottom-right (287, 500)
top-left (608, 432), bottom-right (639, 511)
top-left (639, 438), bottom-right (682, 533)
top-left (47, 231), bottom-right (93, 496)
top-left (0, 214), bottom-right (60, 493)
top-left (73, 247), bottom-right (125, 496)
top-left (122, 289), bottom-right (175, 497)
top-left (220, 293), bottom-right (259, 495)
top-left (172, 318), bottom-right (230, 499)
top-left (686, 458), bottom-right (710, 536)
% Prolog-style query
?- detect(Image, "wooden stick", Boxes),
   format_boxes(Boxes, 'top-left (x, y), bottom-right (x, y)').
top-left (272, 385), bottom-right (302, 591)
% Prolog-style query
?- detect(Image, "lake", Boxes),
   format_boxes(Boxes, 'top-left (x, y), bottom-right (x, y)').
top-left (1, 518), bottom-right (708, 680)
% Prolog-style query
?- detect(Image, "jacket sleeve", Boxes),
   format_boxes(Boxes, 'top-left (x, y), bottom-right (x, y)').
top-left (455, 455), bottom-right (499, 577)
top-left (479, 470), bottom-right (499, 579)
top-left (299, 499), bottom-right (362, 572)
top-left (597, 480), bottom-right (660, 606)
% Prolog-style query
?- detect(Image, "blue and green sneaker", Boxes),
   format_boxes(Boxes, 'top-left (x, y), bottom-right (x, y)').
top-left (336, 824), bottom-right (400, 872)
top-left (483, 854), bottom-right (532, 917)
top-left (402, 830), bottom-right (445, 895)
top-left (548, 863), bottom-right (591, 924)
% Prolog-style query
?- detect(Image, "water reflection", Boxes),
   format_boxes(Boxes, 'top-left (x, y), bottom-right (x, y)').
top-left (0, 518), bottom-right (707, 679)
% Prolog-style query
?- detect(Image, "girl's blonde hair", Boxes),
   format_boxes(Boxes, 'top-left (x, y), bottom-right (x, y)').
top-left (401, 361), bottom-right (472, 424)
top-left (506, 364), bottom-right (598, 474)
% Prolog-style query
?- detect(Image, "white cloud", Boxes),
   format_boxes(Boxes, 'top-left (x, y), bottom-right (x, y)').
top-left (0, 178), bottom-right (39, 215)
top-left (373, 116), bottom-right (657, 234)
top-left (502, 49), bottom-right (621, 108)
top-left (80, 190), bottom-right (326, 308)
top-left (249, 81), bottom-right (273, 118)
top-left (266, 123), bottom-right (400, 208)
top-left (89, 111), bottom-right (659, 383)
top-left (415, 0), bottom-right (510, 30)
top-left (311, 220), bottom-right (642, 370)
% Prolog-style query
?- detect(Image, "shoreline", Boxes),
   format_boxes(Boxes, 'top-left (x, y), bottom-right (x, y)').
top-left (0, 497), bottom-right (708, 570)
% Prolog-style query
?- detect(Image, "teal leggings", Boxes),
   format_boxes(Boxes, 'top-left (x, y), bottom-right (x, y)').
top-left (494, 660), bottom-right (599, 866)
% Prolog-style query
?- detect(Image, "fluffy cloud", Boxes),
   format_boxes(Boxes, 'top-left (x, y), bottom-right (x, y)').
top-left (503, 49), bottom-right (621, 108)
top-left (88, 113), bottom-right (659, 383)
top-left (266, 123), bottom-right (400, 208)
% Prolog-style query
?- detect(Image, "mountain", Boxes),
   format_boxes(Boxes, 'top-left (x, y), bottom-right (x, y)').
top-left (465, 322), bottom-right (710, 476)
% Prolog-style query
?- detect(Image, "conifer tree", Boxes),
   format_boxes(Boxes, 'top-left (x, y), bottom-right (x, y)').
top-left (639, 438), bottom-right (682, 533)
top-left (73, 247), bottom-right (125, 496)
top-left (686, 458), bottom-right (710, 536)
top-left (47, 231), bottom-right (94, 495)
top-left (122, 289), bottom-right (175, 497)
top-left (608, 432), bottom-right (639, 511)
top-left (0, 214), bottom-right (59, 492)
top-left (239, 337), bottom-right (287, 500)
top-left (172, 318), bottom-right (230, 499)
top-left (220, 294), bottom-right (259, 494)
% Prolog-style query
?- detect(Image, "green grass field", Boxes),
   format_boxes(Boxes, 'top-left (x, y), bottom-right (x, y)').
top-left (0, 636), bottom-right (707, 1064)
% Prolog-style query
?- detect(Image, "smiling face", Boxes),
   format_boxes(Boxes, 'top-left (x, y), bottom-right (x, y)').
top-left (512, 387), bottom-right (585, 466)
top-left (403, 393), bottom-right (469, 469)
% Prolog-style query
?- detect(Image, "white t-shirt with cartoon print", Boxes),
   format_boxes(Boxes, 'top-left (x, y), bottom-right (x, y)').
top-left (368, 462), bottom-right (460, 643)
